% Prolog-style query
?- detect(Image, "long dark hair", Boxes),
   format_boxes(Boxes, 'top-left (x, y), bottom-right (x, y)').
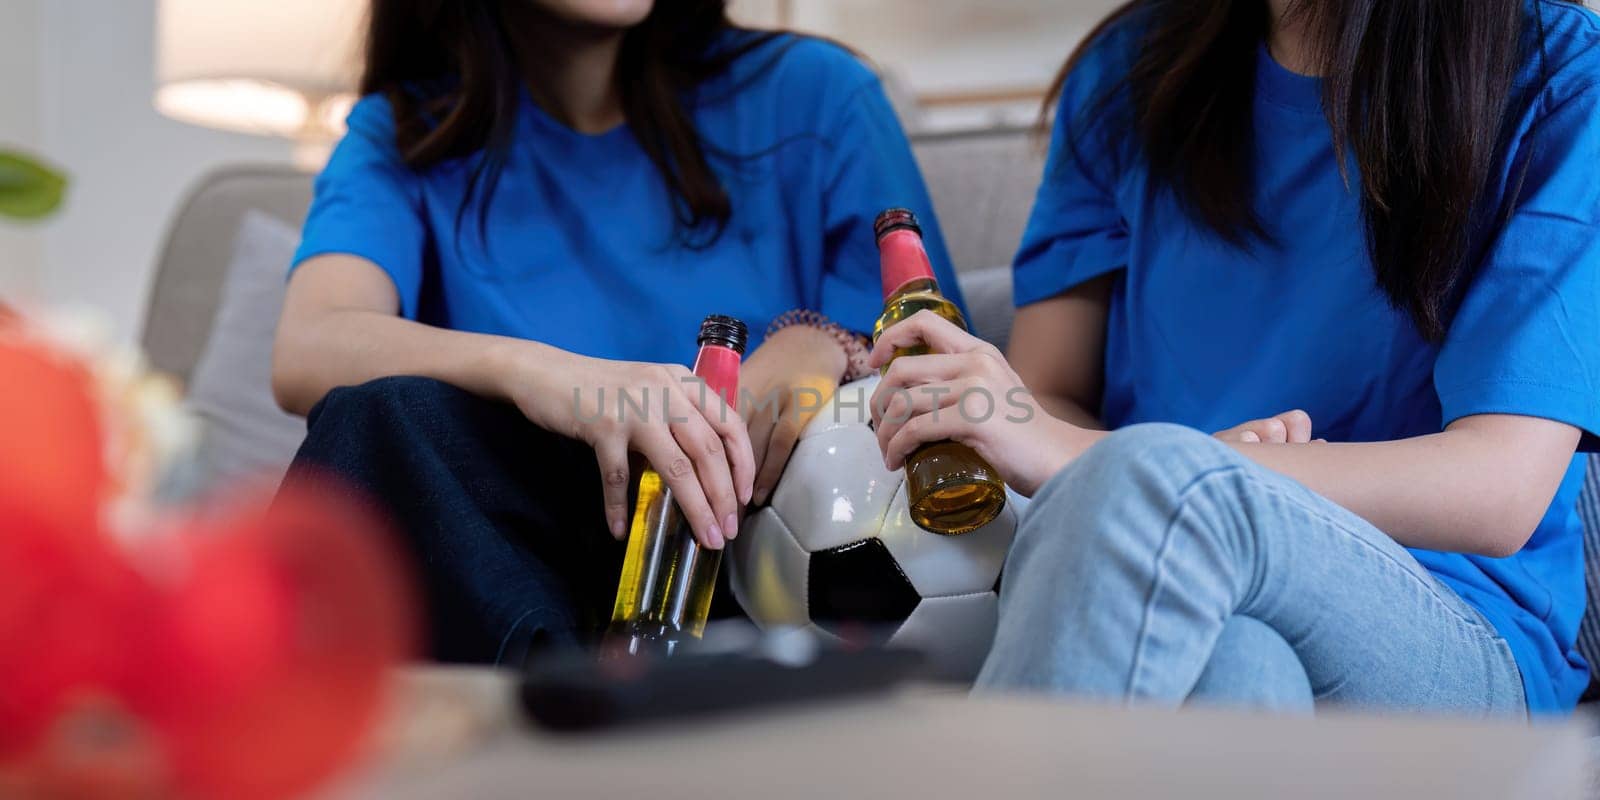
top-left (1051, 0), bottom-right (1552, 340)
top-left (360, 0), bottom-right (779, 243)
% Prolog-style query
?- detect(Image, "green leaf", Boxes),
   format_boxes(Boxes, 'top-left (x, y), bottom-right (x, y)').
top-left (0, 150), bottom-right (67, 220)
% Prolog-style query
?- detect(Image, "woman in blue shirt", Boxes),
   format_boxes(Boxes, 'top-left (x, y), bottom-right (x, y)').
top-left (868, 0), bottom-right (1600, 714)
top-left (272, 0), bottom-right (961, 662)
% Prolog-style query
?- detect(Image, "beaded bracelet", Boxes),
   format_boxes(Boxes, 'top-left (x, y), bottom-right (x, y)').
top-left (765, 309), bottom-right (874, 383)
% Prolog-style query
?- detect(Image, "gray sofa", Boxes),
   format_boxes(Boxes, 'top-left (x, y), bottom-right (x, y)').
top-left (142, 128), bottom-right (1600, 719)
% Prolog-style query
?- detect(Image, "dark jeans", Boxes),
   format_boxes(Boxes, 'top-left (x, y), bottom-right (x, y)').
top-left (285, 376), bottom-right (627, 665)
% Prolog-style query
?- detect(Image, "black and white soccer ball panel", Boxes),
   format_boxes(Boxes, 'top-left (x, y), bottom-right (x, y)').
top-left (730, 377), bottom-right (1025, 682)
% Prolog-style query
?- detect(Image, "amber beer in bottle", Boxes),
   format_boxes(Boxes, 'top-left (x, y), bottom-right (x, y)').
top-left (873, 208), bottom-right (1006, 535)
top-left (606, 315), bottom-right (748, 657)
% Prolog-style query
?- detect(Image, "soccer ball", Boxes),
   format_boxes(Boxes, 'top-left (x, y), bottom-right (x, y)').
top-left (728, 376), bottom-right (1022, 681)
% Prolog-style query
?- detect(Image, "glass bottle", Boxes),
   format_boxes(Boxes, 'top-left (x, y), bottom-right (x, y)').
top-left (605, 315), bottom-right (748, 657)
top-left (872, 208), bottom-right (1007, 535)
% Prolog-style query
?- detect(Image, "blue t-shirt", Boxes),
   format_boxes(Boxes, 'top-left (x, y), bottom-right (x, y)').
top-left (293, 34), bottom-right (962, 366)
top-left (1015, 1), bottom-right (1600, 712)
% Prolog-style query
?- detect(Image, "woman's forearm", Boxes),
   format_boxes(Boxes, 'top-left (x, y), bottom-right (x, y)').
top-left (271, 307), bottom-right (568, 417)
top-left (271, 253), bottom-right (584, 416)
top-left (1067, 416), bottom-right (1579, 557)
top-left (1233, 432), bottom-right (1546, 556)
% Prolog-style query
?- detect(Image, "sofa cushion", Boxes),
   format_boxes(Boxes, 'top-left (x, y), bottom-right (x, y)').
top-left (144, 168), bottom-right (313, 386)
top-left (184, 211), bottom-right (306, 493)
top-left (956, 265), bottom-right (1015, 353)
top-left (911, 128), bottom-right (1043, 277)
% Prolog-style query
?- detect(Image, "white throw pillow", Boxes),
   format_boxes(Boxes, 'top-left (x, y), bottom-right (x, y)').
top-left (184, 210), bottom-right (306, 494)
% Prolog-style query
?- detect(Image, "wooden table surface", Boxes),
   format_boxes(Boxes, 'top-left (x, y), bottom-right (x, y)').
top-left (323, 666), bottom-right (1589, 800)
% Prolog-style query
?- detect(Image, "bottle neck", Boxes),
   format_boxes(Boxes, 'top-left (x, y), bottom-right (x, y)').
top-left (691, 344), bottom-right (741, 406)
top-left (885, 276), bottom-right (941, 301)
top-left (877, 229), bottom-right (937, 299)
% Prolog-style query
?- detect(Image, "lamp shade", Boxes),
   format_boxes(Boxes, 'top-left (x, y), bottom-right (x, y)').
top-left (155, 0), bottom-right (365, 142)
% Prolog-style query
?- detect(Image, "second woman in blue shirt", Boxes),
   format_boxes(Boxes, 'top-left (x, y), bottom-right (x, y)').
top-left (869, 0), bottom-right (1600, 715)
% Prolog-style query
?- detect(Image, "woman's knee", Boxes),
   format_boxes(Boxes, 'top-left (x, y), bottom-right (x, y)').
top-left (1030, 423), bottom-right (1231, 509)
top-left (308, 375), bottom-right (472, 432)
top-left (295, 376), bottom-right (489, 473)
top-left (1017, 423), bottom-right (1237, 545)
top-left (1003, 422), bottom-right (1277, 597)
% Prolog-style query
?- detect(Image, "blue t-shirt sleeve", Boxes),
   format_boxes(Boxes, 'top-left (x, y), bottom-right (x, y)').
top-left (1435, 87), bottom-right (1600, 443)
top-left (1011, 47), bottom-right (1130, 307)
top-left (291, 94), bottom-right (427, 318)
top-left (818, 76), bottom-right (965, 333)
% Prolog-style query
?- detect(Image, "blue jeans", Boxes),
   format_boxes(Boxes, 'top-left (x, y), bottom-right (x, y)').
top-left (977, 424), bottom-right (1527, 716)
top-left (284, 376), bottom-right (632, 665)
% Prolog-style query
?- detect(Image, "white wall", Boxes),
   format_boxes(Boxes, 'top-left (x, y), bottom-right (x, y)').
top-left (0, 0), bottom-right (44, 299)
top-left (784, 1), bottom-right (1118, 98)
top-left (730, 0), bottom-right (1122, 130)
top-left (23, 0), bottom-right (292, 341)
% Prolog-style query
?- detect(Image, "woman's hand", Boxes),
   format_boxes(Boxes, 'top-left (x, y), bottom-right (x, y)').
top-left (867, 310), bottom-right (1097, 497)
top-left (1215, 410), bottom-right (1316, 443)
top-left (501, 348), bottom-right (754, 550)
top-left (739, 325), bottom-right (848, 505)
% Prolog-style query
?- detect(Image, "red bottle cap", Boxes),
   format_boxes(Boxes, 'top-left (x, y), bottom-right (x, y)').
top-left (874, 208), bottom-right (936, 298)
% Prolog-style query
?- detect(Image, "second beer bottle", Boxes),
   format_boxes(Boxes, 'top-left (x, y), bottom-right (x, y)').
top-left (873, 208), bottom-right (1007, 535)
